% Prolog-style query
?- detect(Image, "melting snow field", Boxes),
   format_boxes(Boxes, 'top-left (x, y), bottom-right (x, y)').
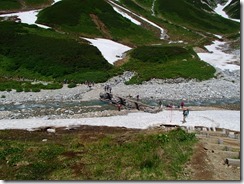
top-left (0, 0), bottom-right (61, 29)
top-left (197, 40), bottom-right (240, 71)
top-left (0, 110), bottom-right (240, 132)
top-left (214, 0), bottom-right (240, 22)
top-left (82, 38), bottom-right (132, 64)
top-left (0, 10), bottom-right (50, 29)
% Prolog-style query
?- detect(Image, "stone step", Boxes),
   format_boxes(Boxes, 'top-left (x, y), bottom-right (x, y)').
top-left (201, 140), bottom-right (240, 152)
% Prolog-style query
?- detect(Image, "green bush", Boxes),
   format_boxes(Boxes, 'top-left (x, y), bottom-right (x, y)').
top-left (16, 88), bottom-right (23, 92)
top-left (31, 88), bottom-right (41, 92)
top-left (23, 88), bottom-right (30, 92)
top-left (67, 83), bottom-right (76, 88)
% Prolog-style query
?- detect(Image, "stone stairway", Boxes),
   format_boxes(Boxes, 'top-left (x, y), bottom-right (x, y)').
top-left (183, 128), bottom-right (240, 180)
top-left (195, 129), bottom-right (240, 167)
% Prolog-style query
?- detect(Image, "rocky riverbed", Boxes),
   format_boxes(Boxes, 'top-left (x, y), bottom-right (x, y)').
top-left (0, 69), bottom-right (240, 120)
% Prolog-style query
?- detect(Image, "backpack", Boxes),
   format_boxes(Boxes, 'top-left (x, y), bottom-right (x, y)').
top-left (183, 109), bottom-right (189, 116)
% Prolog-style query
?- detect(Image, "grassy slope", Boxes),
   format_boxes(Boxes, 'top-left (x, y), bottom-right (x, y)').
top-left (36, 0), bottom-right (159, 46)
top-left (121, 45), bottom-right (216, 84)
top-left (0, 21), bottom-right (113, 89)
top-left (118, 0), bottom-right (210, 46)
top-left (0, 0), bottom-right (52, 11)
top-left (155, 0), bottom-right (239, 34)
top-left (0, 0), bottom-right (21, 10)
top-left (0, 128), bottom-right (197, 180)
top-left (224, 0), bottom-right (240, 19)
top-left (123, 0), bottom-right (239, 35)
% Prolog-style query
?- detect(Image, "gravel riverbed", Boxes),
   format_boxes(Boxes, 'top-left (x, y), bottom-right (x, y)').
top-left (0, 69), bottom-right (240, 120)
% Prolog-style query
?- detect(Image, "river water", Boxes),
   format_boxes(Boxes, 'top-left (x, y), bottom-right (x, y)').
top-left (1, 97), bottom-right (240, 113)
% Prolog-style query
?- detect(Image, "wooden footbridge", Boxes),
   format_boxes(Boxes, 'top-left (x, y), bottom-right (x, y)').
top-left (99, 92), bottom-right (161, 113)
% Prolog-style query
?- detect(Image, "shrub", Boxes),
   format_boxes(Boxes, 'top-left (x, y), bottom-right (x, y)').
top-left (16, 88), bottom-right (23, 92)
top-left (31, 88), bottom-right (41, 92)
top-left (24, 88), bottom-right (31, 92)
top-left (67, 83), bottom-right (76, 88)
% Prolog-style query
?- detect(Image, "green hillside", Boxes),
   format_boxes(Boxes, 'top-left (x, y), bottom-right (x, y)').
top-left (0, 0), bottom-right (240, 91)
top-left (224, 0), bottom-right (240, 19)
top-left (36, 0), bottom-right (159, 46)
top-left (121, 45), bottom-right (216, 84)
top-left (0, 21), bottom-right (113, 91)
top-left (0, 0), bottom-right (21, 10)
top-left (0, 0), bottom-right (52, 11)
top-left (122, 0), bottom-right (239, 35)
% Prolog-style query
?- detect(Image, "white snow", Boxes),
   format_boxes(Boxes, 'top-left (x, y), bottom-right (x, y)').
top-left (0, 0), bottom-right (62, 28)
top-left (0, 109), bottom-right (240, 131)
top-left (53, 0), bottom-right (62, 3)
top-left (0, 10), bottom-right (50, 29)
top-left (214, 0), bottom-right (240, 22)
top-left (197, 40), bottom-right (240, 71)
top-left (112, 6), bottom-right (141, 25)
top-left (108, 0), bottom-right (167, 39)
top-left (82, 37), bottom-right (132, 64)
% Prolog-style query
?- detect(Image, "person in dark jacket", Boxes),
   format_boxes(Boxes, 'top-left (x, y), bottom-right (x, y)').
top-left (182, 107), bottom-right (189, 123)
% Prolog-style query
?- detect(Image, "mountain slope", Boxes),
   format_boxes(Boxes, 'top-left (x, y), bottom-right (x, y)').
top-left (0, 0), bottom-right (240, 89)
top-left (0, 21), bottom-right (112, 83)
top-left (36, 0), bottom-right (159, 46)
top-left (120, 0), bottom-right (239, 35)
top-left (0, 0), bottom-right (52, 13)
top-left (224, 0), bottom-right (240, 19)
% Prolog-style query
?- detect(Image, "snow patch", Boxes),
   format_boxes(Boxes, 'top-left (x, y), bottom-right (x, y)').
top-left (214, 0), bottom-right (240, 22)
top-left (108, 0), bottom-right (168, 39)
top-left (0, 0), bottom-right (61, 28)
top-left (197, 40), bottom-right (239, 71)
top-left (82, 37), bottom-right (132, 64)
top-left (112, 6), bottom-right (141, 25)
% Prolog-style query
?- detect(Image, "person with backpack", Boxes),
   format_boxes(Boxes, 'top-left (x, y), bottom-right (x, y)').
top-left (182, 107), bottom-right (189, 123)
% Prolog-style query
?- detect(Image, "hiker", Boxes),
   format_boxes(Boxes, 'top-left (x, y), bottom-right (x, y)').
top-left (117, 104), bottom-right (121, 111)
top-left (180, 101), bottom-right (185, 109)
top-left (127, 94), bottom-right (132, 98)
top-left (88, 81), bottom-right (92, 89)
top-left (182, 108), bottom-right (189, 123)
top-left (136, 95), bottom-right (139, 101)
top-left (158, 100), bottom-right (163, 109)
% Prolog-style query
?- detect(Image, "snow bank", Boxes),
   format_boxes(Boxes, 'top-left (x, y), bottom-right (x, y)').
top-left (0, 0), bottom-right (61, 28)
top-left (112, 6), bottom-right (141, 25)
top-left (82, 37), bottom-right (132, 64)
top-left (197, 40), bottom-right (239, 71)
top-left (0, 10), bottom-right (50, 29)
top-left (0, 110), bottom-right (240, 131)
top-left (214, 0), bottom-right (240, 22)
